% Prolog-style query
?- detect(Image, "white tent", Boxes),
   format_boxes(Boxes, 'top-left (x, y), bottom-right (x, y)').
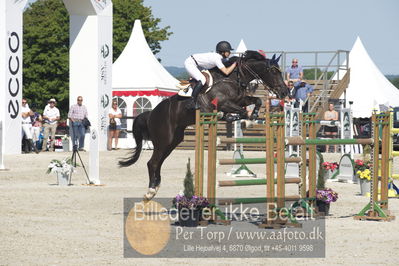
top-left (113, 19), bottom-right (178, 92)
top-left (235, 39), bottom-right (247, 54)
top-left (342, 37), bottom-right (399, 117)
top-left (112, 19), bottom-right (179, 148)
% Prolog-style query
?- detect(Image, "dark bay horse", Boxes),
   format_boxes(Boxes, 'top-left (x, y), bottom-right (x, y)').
top-left (120, 50), bottom-right (289, 199)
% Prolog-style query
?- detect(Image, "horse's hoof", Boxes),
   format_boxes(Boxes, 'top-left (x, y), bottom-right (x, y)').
top-left (144, 188), bottom-right (157, 201)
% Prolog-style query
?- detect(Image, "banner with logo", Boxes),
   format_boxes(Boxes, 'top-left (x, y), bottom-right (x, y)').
top-left (340, 108), bottom-right (353, 154)
top-left (63, 0), bottom-right (112, 184)
top-left (0, 0), bottom-right (28, 155)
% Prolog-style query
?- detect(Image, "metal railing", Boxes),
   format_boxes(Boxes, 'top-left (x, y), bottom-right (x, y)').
top-left (266, 50), bottom-right (350, 112)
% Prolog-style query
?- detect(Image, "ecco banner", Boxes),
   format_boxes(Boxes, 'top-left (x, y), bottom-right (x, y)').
top-left (0, 0), bottom-right (28, 155)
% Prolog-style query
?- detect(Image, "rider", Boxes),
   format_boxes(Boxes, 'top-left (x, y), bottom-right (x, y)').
top-left (184, 41), bottom-right (238, 109)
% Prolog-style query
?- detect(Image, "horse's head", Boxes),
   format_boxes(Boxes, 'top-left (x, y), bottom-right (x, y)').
top-left (241, 51), bottom-right (289, 99)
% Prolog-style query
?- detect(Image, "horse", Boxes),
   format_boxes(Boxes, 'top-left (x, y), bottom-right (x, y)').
top-left (119, 50), bottom-right (289, 200)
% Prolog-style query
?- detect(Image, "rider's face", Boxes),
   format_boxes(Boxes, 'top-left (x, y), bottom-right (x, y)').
top-left (222, 51), bottom-right (230, 58)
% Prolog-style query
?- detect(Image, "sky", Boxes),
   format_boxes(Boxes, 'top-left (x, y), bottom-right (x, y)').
top-left (143, 0), bottom-right (399, 74)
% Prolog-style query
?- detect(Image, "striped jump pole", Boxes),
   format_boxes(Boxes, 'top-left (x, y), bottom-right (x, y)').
top-left (219, 136), bottom-right (374, 146)
top-left (219, 177), bottom-right (301, 187)
top-left (217, 157), bottom-right (301, 165)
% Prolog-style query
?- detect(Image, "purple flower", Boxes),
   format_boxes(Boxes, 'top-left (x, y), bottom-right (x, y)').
top-left (316, 188), bottom-right (338, 203)
top-left (174, 195), bottom-right (209, 209)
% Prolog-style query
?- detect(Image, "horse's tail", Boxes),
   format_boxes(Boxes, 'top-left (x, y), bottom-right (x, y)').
top-left (119, 111), bottom-right (150, 167)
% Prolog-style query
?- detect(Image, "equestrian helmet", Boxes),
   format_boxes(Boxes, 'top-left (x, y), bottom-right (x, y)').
top-left (216, 41), bottom-right (234, 53)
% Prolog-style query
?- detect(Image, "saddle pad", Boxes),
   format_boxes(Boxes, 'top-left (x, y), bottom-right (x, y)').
top-left (202, 70), bottom-right (214, 93)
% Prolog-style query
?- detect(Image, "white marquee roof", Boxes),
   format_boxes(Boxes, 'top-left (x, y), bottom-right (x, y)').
top-left (235, 39), bottom-right (247, 54)
top-left (343, 37), bottom-right (399, 117)
top-left (112, 20), bottom-right (178, 92)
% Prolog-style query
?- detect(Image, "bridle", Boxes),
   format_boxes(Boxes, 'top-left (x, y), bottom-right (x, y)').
top-left (236, 56), bottom-right (283, 96)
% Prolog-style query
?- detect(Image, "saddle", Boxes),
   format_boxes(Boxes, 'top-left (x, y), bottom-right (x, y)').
top-left (177, 70), bottom-right (214, 97)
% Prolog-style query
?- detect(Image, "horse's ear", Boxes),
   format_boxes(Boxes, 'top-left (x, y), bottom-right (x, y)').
top-left (271, 54), bottom-right (276, 61)
top-left (276, 54), bottom-right (282, 63)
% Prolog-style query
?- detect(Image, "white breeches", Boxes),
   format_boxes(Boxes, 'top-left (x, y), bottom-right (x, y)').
top-left (184, 57), bottom-right (206, 84)
top-left (31, 127), bottom-right (41, 142)
top-left (22, 124), bottom-right (32, 139)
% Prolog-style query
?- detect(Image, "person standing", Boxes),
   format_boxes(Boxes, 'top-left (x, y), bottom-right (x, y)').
top-left (286, 58), bottom-right (303, 82)
top-left (324, 103), bottom-right (339, 153)
top-left (21, 98), bottom-right (39, 153)
top-left (107, 100), bottom-right (122, 151)
top-left (42, 98), bottom-right (60, 152)
top-left (30, 106), bottom-right (43, 151)
top-left (68, 96), bottom-right (88, 151)
top-left (293, 81), bottom-right (313, 112)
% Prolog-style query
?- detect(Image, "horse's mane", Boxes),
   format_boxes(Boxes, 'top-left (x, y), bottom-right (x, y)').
top-left (242, 50), bottom-right (267, 61)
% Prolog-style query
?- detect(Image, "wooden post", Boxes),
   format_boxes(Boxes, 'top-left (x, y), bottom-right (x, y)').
top-left (276, 112), bottom-right (285, 209)
top-left (380, 112), bottom-right (389, 209)
top-left (308, 114), bottom-right (317, 202)
top-left (265, 102), bottom-right (275, 208)
top-left (371, 113), bottom-right (379, 213)
top-left (194, 110), bottom-right (204, 196)
top-left (207, 111), bottom-right (217, 204)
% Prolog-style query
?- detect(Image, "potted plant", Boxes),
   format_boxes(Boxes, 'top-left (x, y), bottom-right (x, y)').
top-left (354, 159), bottom-right (372, 195)
top-left (46, 157), bottom-right (76, 186)
top-left (321, 161), bottom-right (339, 180)
top-left (174, 158), bottom-right (209, 227)
top-left (316, 155), bottom-right (339, 215)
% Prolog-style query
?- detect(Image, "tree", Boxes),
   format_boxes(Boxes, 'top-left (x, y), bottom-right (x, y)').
top-left (23, 0), bottom-right (70, 116)
top-left (303, 68), bottom-right (334, 81)
top-left (389, 77), bottom-right (399, 89)
top-left (23, 0), bottom-right (172, 117)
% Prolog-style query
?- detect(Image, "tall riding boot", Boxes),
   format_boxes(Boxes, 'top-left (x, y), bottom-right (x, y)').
top-left (190, 81), bottom-right (204, 109)
top-left (30, 139), bottom-right (39, 154)
top-left (23, 138), bottom-right (30, 153)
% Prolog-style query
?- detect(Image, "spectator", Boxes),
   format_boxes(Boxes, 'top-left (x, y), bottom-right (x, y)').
top-left (285, 80), bottom-right (296, 106)
top-left (324, 103), bottom-right (339, 153)
top-left (42, 98), bottom-right (60, 152)
top-left (21, 98), bottom-right (39, 153)
top-left (30, 105), bottom-right (43, 151)
top-left (293, 81), bottom-right (313, 112)
top-left (107, 100), bottom-right (122, 151)
top-left (286, 58), bottom-right (303, 82)
top-left (68, 96), bottom-right (88, 151)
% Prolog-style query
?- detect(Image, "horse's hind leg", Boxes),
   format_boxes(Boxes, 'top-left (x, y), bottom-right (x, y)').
top-left (144, 128), bottom-right (186, 200)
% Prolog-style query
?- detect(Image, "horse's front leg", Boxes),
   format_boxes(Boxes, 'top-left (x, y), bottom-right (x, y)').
top-left (219, 101), bottom-right (249, 122)
top-left (239, 96), bottom-right (262, 120)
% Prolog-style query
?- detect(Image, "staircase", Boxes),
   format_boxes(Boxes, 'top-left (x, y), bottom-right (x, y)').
top-left (308, 69), bottom-right (350, 121)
